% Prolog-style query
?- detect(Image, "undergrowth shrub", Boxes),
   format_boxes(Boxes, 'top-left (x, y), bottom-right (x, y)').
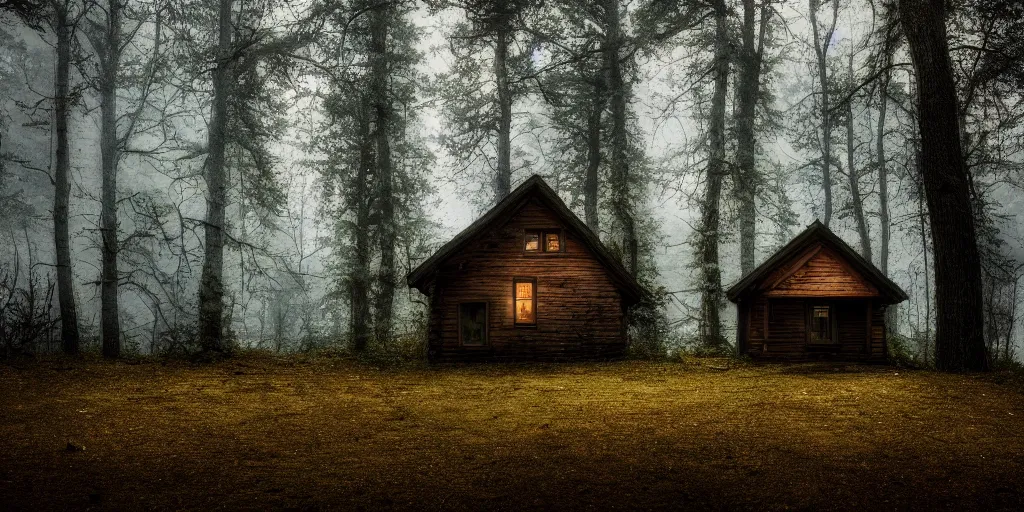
top-left (887, 332), bottom-right (919, 368)
top-left (628, 288), bottom-right (670, 359)
top-left (0, 264), bottom-right (58, 358)
top-left (154, 324), bottom-right (202, 358)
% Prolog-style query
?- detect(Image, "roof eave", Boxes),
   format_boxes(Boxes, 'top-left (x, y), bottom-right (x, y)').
top-left (405, 175), bottom-right (646, 302)
top-left (725, 221), bottom-right (909, 304)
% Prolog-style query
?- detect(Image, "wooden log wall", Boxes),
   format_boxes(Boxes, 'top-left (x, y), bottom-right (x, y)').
top-left (426, 199), bottom-right (627, 362)
top-left (764, 245), bottom-right (880, 298)
top-left (743, 297), bottom-right (887, 362)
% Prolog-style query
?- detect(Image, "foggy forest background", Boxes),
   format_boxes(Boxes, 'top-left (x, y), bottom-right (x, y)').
top-left (0, 0), bottom-right (1021, 365)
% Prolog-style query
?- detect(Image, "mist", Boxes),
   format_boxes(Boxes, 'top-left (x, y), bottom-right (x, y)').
top-left (1, 0), bottom-right (1021, 363)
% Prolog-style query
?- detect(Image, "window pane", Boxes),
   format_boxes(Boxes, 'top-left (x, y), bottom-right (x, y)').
top-left (459, 302), bottom-right (487, 345)
top-left (525, 233), bottom-right (539, 251)
top-left (516, 281), bottom-right (533, 299)
top-left (514, 280), bottom-right (535, 324)
top-left (545, 232), bottom-right (560, 252)
top-left (515, 299), bottom-right (535, 323)
top-left (810, 306), bottom-right (831, 342)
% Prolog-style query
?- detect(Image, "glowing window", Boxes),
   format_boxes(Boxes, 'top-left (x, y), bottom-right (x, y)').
top-left (809, 305), bottom-right (833, 343)
top-left (545, 233), bottom-right (560, 252)
top-left (524, 230), bottom-right (561, 253)
top-left (514, 278), bottom-right (536, 325)
top-left (525, 232), bottom-right (540, 251)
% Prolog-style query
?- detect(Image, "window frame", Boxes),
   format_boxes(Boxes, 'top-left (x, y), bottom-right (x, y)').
top-left (458, 301), bottom-right (489, 346)
top-left (523, 229), bottom-right (564, 255)
top-left (512, 277), bottom-right (538, 327)
top-left (524, 231), bottom-right (541, 252)
top-left (806, 303), bottom-right (838, 345)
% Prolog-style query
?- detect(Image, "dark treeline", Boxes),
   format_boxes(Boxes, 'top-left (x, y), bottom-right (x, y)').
top-left (0, 0), bottom-right (1022, 371)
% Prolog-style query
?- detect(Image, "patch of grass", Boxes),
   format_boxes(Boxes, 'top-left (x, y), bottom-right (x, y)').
top-left (1, 357), bottom-right (1022, 510)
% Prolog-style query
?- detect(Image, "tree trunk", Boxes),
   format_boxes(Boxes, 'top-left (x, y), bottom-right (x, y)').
top-left (605, 0), bottom-right (636, 275)
top-left (237, 146), bottom-right (248, 341)
top-left (350, 114), bottom-right (373, 353)
top-left (876, 71), bottom-right (890, 275)
top-left (845, 55), bottom-right (871, 262)
top-left (898, 0), bottom-right (988, 371)
top-left (197, 0), bottom-right (232, 354)
top-left (877, 64), bottom-right (895, 329)
top-left (371, 4), bottom-right (395, 346)
top-left (698, 0), bottom-right (729, 348)
top-left (810, 0), bottom-right (835, 226)
top-left (99, 0), bottom-right (121, 358)
top-left (917, 178), bottom-right (931, 361)
top-left (52, 1), bottom-right (80, 355)
top-left (734, 0), bottom-right (768, 276)
top-left (493, 26), bottom-right (512, 203)
top-left (584, 63), bottom-right (606, 234)
top-left (1007, 277), bottom-right (1017, 361)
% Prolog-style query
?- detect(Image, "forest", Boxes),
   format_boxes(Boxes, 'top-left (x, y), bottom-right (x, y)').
top-left (2, 1), bottom-right (1024, 509)
top-left (0, 0), bottom-right (1022, 371)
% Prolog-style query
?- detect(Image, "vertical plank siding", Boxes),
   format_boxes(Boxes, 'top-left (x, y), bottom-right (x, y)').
top-left (427, 200), bottom-right (627, 362)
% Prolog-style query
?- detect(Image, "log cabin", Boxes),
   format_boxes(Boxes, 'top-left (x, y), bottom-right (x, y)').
top-left (407, 175), bottom-right (644, 362)
top-left (727, 221), bottom-right (908, 361)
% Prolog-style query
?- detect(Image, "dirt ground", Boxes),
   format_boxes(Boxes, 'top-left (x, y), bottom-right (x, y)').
top-left (1, 356), bottom-right (1023, 511)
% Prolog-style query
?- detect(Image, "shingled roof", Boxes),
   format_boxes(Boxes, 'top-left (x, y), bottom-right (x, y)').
top-left (407, 175), bottom-right (645, 304)
top-left (725, 220), bottom-right (909, 303)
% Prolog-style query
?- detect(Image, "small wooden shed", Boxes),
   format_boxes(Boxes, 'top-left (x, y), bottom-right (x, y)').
top-left (726, 221), bottom-right (908, 361)
top-left (407, 175), bottom-right (643, 362)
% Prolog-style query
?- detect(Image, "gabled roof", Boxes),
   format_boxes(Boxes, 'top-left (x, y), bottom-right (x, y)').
top-left (725, 220), bottom-right (909, 304)
top-left (407, 175), bottom-right (645, 304)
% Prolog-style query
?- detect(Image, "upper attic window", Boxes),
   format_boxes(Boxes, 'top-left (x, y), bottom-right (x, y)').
top-left (525, 232), bottom-right (540, 251)
top-left (525, 229), bottom-right (562, 253)
top-left (545, 233), bottom-right (560, 252)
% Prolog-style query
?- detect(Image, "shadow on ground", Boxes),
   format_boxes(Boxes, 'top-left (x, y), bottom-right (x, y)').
top-left (1, 357), bottom-right (1022, 510)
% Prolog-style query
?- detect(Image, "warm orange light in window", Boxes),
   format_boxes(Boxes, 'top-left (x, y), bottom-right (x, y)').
top-left (516, 282), bottom-right (533, 299)
top-left (525, 233), bottom-right (540, 251)
top-left (545, 233), bottom-right (560, 252)
top-left (515, 281), bottom-right (535, 323)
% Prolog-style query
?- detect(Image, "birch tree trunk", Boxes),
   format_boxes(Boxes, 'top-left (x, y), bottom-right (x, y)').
top-left (197, 0), bottom-right (233, 354)
top-left (371, 4), bottom-right (395, 346)
top-left (99, 0), bottom-right (121, 358)
top-left (51, 0), bottom-right (81, 355)
top-left (898, 0), bottom-right (988, 371)
top-left (698, 0), bottom-right (729, 347)
top-left (494, 26), bottom-right (512, 202)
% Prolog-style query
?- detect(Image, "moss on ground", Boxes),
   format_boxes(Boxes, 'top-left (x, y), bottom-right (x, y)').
top-left (1, 356), bottom-right (1022, 510)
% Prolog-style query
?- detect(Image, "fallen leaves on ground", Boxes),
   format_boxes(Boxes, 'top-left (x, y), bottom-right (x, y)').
top-left (1, 356), bottom-right (1022, 511)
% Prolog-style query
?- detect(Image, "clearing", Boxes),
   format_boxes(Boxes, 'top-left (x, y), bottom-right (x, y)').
top-left (1, 357), bottom-right (1023, 510)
